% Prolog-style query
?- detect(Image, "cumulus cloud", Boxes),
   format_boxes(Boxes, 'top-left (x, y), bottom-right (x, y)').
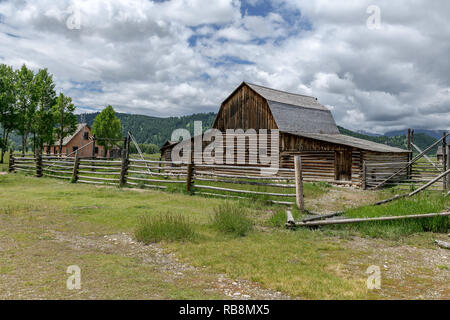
top-left (0, 0), bottom-right (448, 133)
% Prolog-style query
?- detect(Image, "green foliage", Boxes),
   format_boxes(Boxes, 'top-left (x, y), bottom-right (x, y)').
top-left (52, 93), bottom-right (77, 153)
top-left (129, 143), bottom-right (160, 155)
top-left (33, 68), bottom-right (56, 149)
top-left (92, 105), bottom-right (122, 154)
top-left (0, 64), bottom-right (17, 158)
top-left (15, 65), bottom-right (37, 152)
top-left (338, 126), bottom-right (439, 155)
top-left (78, 112), bottom-right (216, 146)
top-left (211, 202), bottom-right (253, 237)
top-left (135, 213), bottom-right (197, 244)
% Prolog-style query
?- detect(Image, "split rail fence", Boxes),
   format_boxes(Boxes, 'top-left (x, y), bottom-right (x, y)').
top-left (9, 150), bottom-right (302, 207)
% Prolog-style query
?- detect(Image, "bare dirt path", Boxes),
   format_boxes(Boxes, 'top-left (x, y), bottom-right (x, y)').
top-left (341, 236), bottom-right (449, 299)
top-left (0, 211), bottom-right (289, 299)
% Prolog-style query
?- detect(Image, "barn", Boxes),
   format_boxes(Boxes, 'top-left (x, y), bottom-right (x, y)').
top-left (163, 82), bottom-right (411, 187)
top-left (44, 123), bottom-right (110, 158)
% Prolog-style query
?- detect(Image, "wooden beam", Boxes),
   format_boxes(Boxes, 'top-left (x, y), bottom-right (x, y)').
top-left (443, 132), bottom-right (448, 189)
top-left (294, 156), bottom-right (305, 212)
top-left (302, 211), bottom-right (344, 222)
top-left (289, 212), bottom-right (450, 228)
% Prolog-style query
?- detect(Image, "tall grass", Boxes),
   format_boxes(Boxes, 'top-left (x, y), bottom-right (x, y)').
top-left (211, 202), bottom-right (253, 237)
top-left (135, 213), bottom-right (197, 244)
top-left (328, 192), bottom-right (449, 238)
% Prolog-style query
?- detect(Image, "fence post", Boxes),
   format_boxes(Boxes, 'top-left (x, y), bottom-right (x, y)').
top-left (447, 145), bottom-right (450, 190)
top-left (8, 149), bottom-right (14, 173)
top-left (186, 149), bottom-right (194, 193)
top-left (71, 150), bottom-right (80, 183)
top-left (119, 148), bottom-right (129, 187)
top-left (362, 161), bottom-right (367, 190)
top-left (294, 155), bottom-right (305, 212)
top-left (407, 129), bottom-right (412, 180)
top-left (35, 150), bottom-right (42, 178)
top-left (443, 132), bottom-right (447, 190)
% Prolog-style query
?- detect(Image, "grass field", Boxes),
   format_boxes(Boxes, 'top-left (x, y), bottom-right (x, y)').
top-left (1, 172), bottom-right (449, 299)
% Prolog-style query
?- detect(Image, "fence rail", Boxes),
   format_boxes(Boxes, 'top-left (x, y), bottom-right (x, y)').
top-left (9, 151), bottom-right (302, 206)
top-left (8, 148), bottom-right (449, 206)
top-left (365, 160), bottom-right (445, 190)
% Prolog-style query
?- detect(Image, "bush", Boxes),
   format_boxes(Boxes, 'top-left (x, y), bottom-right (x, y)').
top-left (211, 203), bottom-right (253, 237)
top-left (135, 213), bottom-right (197, 244)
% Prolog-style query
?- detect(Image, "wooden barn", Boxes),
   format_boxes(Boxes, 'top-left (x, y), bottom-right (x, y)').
top-left (164, 82), bottom-right (411, 187)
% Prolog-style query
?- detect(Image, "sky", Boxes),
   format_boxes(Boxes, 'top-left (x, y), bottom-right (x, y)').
top-left (0, 0), bottom-right (449, 134)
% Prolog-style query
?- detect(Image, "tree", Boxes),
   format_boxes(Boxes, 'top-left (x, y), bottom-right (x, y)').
top-left (15, 65), bottom-right (37, 156)
top-left (33, 68), bottom-right (56, 151)
top-left (92, 105), bottom-right (122, 157)
top-left (0, 64), bottom-right (17, 163)
top-left (52, 93), bottom-right (77, 156)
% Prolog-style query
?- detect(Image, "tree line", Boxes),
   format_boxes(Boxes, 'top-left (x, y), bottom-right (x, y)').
top-left (0, 64), bottom-right (78, 162)
top-left (0, 64), bottom-right (126, 161)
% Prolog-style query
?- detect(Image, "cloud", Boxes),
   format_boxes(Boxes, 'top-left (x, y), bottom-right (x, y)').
top-left (0, 0), bottom-right (448, 133)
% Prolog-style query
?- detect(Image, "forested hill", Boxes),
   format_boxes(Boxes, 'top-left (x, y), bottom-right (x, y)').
top-left (77, 112), bottom-right (216, 147)
top-left (337, 126), bottom-right (439, 155)
top-left (74, 112), bottom-right (439, 155)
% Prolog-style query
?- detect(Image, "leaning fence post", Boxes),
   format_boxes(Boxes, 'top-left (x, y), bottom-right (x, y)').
top-left (8, 149), bottom-right (14, 173)
top-left (35, 150), bottom-right (42, 178)
top-left (119, 148), bottom-right (129, 187)
top-left (294, 155), bottom-right (305, 212)
top-left (71, 150), bottom-right (80, 183)
top-left (362, 161), bottom-right (367, 190)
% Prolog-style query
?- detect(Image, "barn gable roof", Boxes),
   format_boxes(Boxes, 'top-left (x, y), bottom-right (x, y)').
top-left (246, 82), bottom-right (339, 134)
top-left (51, 123), bottom-right (90, 146)
top-left (246, 83), bottom-right (327, 111)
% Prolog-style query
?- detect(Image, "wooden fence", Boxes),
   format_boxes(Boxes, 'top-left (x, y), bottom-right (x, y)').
top-left (9, 151), bottom-right (300, 206)
top-left (364, 159), bottom-right (446, 190)
top-left (9, 150), bottom-right (448, 205)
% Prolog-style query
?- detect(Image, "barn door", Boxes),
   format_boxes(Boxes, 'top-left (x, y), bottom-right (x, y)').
top-left (335, 151), bottom-right (352, 181)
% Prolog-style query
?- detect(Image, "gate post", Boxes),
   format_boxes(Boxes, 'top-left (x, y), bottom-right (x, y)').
top-left (119, 148), bottom-right (129, 187)
top-left (294, 155), bottom-right (305, 212)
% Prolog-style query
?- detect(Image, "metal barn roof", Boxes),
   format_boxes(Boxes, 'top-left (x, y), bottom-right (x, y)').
top-left (244, 83), bottom-right (340, 135)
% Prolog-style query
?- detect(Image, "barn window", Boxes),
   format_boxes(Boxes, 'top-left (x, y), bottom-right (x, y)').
top-left (73, 146), bottom-right (79, 153)
top-left (83, 132), bottom-right (89, 140)
top-left (95, 147), bottom-right (99, 154)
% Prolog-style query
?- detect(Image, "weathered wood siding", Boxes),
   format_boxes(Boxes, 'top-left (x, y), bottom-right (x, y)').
top-left (363, 151), bottom-right (410, 188)
top-left (214, 84), bottom-right (278, 131)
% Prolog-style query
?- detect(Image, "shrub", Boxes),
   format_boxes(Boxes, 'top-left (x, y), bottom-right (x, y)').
top-left (135, 213), bottom-right (197, 244)
top-left (211, 203), bottom-right (253, 237)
